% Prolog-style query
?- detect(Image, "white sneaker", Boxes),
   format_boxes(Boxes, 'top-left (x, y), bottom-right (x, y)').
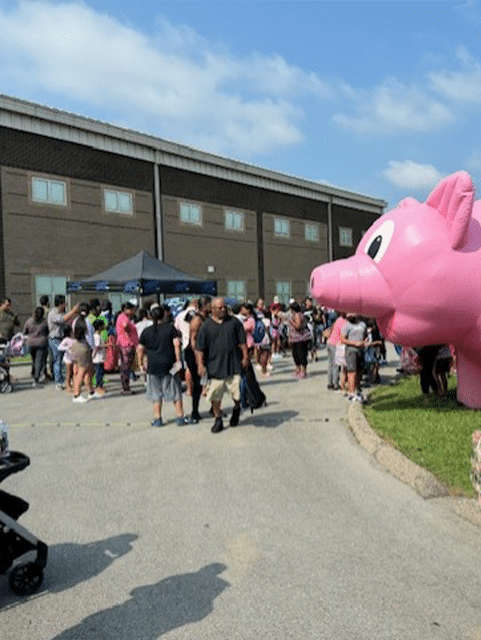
top-left (72, 395), bottom-right (89, 403)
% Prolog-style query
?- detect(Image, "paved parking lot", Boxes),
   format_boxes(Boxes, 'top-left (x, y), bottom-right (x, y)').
top-left (3, 351), bottom-right (481, 640)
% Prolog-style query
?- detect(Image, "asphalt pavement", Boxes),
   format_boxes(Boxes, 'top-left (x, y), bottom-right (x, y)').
top-left (2, 347), bottom-right (481, 639)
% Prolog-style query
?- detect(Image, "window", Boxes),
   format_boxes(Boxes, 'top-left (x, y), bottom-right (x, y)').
top-left (305, 223), bottom-right (319, 242)
top-left (32, 178), bottom-right (66, 206)
top-left (274, 217), bottom-right (290, 238)
top-left (339, 227), bottom-right (353, 247)
top-left (104, 189), bottom-right (133, 215)
top-left (35, 275), bottom-right (67, 306)
top-left (225, 210), bottom-right (244, 231)
top-left (180, 202), bottom-right (202, 225)
top-left (227, 280), bottom-right (246, 301)
top-left (108, 292), bottom-right (135, 313)
top-left (276, 281), bottom-right (291, 305)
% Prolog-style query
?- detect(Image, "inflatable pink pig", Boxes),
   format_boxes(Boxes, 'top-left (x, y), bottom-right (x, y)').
top-left (310, 171), bottom-right (481, 408)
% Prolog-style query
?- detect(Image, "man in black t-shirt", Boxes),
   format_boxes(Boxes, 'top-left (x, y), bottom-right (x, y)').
top-left (137, 306), bottom-right (189, 427)
top-left (196, 298), bottom-right (249, 433)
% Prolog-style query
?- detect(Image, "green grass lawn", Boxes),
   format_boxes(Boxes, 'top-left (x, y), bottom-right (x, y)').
top-left (364, 374), bottom-right (481, 497)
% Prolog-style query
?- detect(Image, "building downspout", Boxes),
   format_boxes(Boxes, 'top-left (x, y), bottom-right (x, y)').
top-left (154, 152), bottom-right (163, 262)
top-left (154, 153), bottom-right (164, 303)
top-left (327, 196), bottom-right (333, 263)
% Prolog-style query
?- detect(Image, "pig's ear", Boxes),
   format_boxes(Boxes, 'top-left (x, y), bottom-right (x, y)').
top-left (426, 171), bottom-right (474, 250)
top-left (397, 197), bottom-right (418, 208)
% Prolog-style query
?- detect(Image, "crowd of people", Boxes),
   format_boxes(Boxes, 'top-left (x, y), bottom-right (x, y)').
top-left (0, 292), bottom-right (455, 429)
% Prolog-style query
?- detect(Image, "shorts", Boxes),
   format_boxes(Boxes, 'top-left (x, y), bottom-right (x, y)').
top-left (345, 347), bottom-right (362, 372)
top-left (205, 375), bottom-right (241, 404)
top-left (146, 374), bottom-right (182, 403)
top-left (69, 342), bottom-right (92, 369)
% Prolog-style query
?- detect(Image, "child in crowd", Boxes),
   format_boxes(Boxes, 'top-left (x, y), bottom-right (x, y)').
top-left (70, 320), bottom-right (95, 403)
top-left (58, 326), bottom-right (75, 393)
top-left (92, 319), bottom-right (106, 397)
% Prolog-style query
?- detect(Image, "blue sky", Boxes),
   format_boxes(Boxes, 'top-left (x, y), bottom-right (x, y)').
top-left (0, 0), bottom-right (480, 208)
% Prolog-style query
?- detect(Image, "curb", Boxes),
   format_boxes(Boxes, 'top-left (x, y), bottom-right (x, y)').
top-left (348, 402), bottom-right (448, 499)
top-left (348, 402), bottom-right (481, 529)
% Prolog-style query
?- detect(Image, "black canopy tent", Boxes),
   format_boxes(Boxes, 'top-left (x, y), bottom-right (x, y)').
top-left (67, 251), bottom-right (217, 296)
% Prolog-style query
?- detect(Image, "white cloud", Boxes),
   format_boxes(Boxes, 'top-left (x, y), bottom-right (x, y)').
top-left (428, 46), bottom-right (481, 104)
top-left (0, 0), bottom-right (332, 156)
top-left (382, 160), bottom-right (444, 189)
top-left (333, 78), bottom-right (453, 135)
top-left (465, 150), bottom-right (481, 175)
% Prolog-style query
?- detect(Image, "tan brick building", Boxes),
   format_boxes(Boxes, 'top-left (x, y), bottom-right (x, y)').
top-left (0, 94), bottom-right (386, 322)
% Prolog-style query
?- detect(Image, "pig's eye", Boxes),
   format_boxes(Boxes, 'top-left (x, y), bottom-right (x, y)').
top-left (364, 219), bottom-right (395, 263)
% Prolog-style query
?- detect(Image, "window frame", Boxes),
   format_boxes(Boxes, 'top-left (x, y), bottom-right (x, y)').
top-left (34, 274), bottom-right (68, 307)
top-left (103, 188), bottom-right (134, 215)
top-left (31, 177), bottom-right (67, 206)
top-left (274, 217), bottom-right (290, 238)
top-left (305, 222), bottom-right (320, 242)
top-left (339, 226), bottom-right (353, 247)
top-left (180, 201), bottom-right (203, 226)
top-left (224, 209), bottom-right (245, 232)
top-left (276, 280), bottom-right (292, 305)
top-left (227, 280), bottom-right (246, 301)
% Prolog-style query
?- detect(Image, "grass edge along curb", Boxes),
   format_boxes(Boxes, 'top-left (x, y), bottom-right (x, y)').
top-left (362, 375), bottom-right (478, 498)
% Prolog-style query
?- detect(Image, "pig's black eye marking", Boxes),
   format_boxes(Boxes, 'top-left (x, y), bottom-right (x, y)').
top-left (364, 219), bottom-right (395, 263)
top-left (367, 235), bottom-right (382, 259)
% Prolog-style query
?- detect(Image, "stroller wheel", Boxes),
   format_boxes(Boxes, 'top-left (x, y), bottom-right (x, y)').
top-left (9, 562), bottom-right (43, 595)
top-left (0, 380), bottom-right (12, 393)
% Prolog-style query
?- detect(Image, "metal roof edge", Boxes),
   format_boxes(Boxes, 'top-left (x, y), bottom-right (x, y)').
top-left (0, 93), bottom-right (387, 210)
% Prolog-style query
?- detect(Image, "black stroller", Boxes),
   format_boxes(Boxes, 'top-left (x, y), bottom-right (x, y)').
top-left (0, 451), bottom-right (48, 594)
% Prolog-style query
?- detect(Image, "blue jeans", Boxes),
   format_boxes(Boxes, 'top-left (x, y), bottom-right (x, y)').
top-left (95, 362), bottom-right (104, 388)
top-left (49, 338), bottom-right (64, 384)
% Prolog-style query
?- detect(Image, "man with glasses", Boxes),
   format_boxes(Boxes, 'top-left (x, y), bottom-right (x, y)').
top-left (196, 298), bottom-right (249, 433)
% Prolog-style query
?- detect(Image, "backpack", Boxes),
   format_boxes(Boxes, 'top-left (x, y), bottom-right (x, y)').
top-left (252, 316), bottom-right (266, 344)
top-left (9, 332), bottom-right (25, 356)
top-left (240, 362), bottom-right (267, 412)
top-left (400, 347), bottom-right (422, 375)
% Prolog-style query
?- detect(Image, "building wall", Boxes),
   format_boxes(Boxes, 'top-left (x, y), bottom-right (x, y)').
top-left (0, 124), bottom-right (384, 321)
top-left (0, 164), bottom-right (155, 321)
top-left (159, 166), bottom-right (334, 301)
top-left (162, 195), bottom-right (258, 300)
top-left (263, 212), bottom-right (328, 302)
top-left (332, 203), bottom-right (379, 261)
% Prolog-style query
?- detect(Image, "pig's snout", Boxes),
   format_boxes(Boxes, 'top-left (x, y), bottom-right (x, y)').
top-left (310, 255), bottom-right (394, 317)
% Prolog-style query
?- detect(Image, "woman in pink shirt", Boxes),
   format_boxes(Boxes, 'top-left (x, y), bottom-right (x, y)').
top-left (240, 302), bottom-right (256, 353)
top-left (325, 312), bottom-right (347, 390)
top-left (115, 302), bottom-right (139, 395)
